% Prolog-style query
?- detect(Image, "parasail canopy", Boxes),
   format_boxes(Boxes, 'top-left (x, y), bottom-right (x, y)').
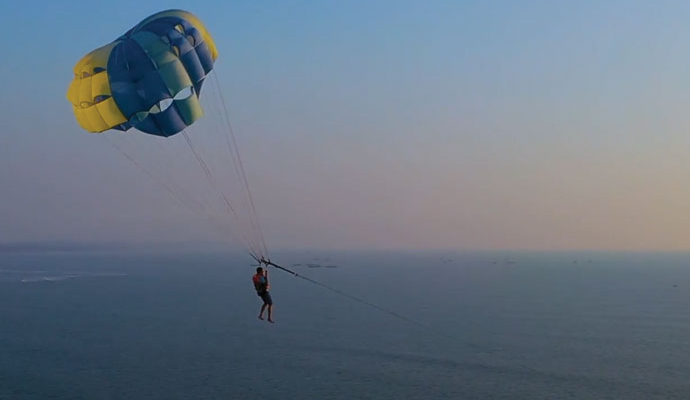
top-left (66, 10), bottom-right (218, 137)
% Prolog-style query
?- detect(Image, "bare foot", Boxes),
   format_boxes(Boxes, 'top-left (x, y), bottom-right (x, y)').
top-left (258, 315), bottom-right (264, 320)
top-left (267, 318), bottom-right (275, 323)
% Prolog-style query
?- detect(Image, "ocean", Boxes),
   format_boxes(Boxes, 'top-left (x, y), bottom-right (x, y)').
top-left (1, 250), bottom-right (688, 399)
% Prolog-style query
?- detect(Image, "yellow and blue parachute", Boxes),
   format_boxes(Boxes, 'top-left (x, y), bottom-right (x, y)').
top-left (67, 10), bottom-right (269, 261)
top-left (66, 10), bottom-right (218, 137)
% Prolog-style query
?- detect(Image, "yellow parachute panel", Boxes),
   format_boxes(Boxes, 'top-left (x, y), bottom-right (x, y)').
top-left (67, 42), bottom-right (127, 132)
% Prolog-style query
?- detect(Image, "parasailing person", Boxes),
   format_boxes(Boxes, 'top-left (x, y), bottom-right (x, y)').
top-left (252, 266), bottom-right (274, 323)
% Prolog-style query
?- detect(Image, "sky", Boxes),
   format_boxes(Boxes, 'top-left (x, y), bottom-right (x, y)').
top-left (2, 0), bottom-right (690, 251)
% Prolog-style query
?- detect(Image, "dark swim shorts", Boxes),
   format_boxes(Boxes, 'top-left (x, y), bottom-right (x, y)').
top-left (259, 291), bottom-right (273, 305)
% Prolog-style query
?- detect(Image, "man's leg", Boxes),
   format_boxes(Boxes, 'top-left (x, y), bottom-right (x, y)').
top-left (259, 303), bottom-right (267, 320)
top-left (267, 304), bottom-right (274, 323)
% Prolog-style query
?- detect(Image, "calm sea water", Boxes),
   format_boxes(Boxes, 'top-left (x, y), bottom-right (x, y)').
top-left (1, 251), bottom-right (688, 399)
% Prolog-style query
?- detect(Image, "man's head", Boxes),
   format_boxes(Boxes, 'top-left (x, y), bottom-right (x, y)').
top-left (256, 267), bottom-right (264, 274)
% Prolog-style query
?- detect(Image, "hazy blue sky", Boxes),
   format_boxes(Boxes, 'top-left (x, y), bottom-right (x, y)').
top-left (2, 0), bottom-right (690, 251)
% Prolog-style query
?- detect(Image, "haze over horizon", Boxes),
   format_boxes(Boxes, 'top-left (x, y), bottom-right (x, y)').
top-left (3, 0), bottom-right (690, 251)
